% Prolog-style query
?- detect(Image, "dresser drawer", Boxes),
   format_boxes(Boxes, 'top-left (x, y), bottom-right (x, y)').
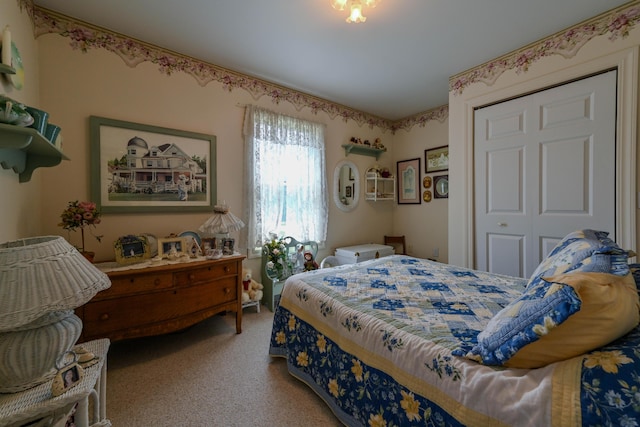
top-left (97, 272), bottom-right (173, 299)
top-left (82, 276), bottom-right (238, 336)
top-left (174, 261), bottom-right (238, 286)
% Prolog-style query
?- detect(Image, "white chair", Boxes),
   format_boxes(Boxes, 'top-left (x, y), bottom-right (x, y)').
top-left (320, 256), bottom-right (340, 269)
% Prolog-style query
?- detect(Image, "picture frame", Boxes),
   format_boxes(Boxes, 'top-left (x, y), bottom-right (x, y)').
top-left (158, 237), bottom-right (187, 257)
top-left (114, 234), bottom-right (151, 265)
top-left (425, 145), bottom-right (449, 173)
top-left (222, 238), bottom-right (235, 255)
top-left (52, 363), bottom-right (84, 397)
top-left (201, 237), bottom-right (217, 252)
top-left (90, 116), bottom-right (217, 214)
top-left (397, 158), bottom-right (421, 204)
top-left (434, 174), bottom-right (449, 199)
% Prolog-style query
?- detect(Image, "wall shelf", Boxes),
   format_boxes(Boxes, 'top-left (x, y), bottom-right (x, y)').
top-left (0, 64), bottom-right (15, 75)
top-left (365, 173), bottom-right (395, 201)
top-left (342, 143), bottom-right (386, 160)
top-left (0, 123), bottom-right (69, 183)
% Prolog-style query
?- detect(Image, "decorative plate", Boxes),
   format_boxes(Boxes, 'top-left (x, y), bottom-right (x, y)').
top-left (434, 175), bottom-right (449, 199)
top-left (423, 176), bottom-right (432, 188)
top-left (179, 231), bottom-right (201, 246)
top-left (7, 42), bottom-right (23, 90)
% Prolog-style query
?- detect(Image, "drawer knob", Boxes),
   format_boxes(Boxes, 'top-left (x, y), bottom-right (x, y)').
top-left (100, 313), bottom-right (109, 321)
top-left (224, 287), bottom-right (230, 294)
top-left (154, 278), bottom-right (161, 286)
top-left (224, 266), bottom-right (230, 273)
top-left (188, 273), bottom-right (195, 280)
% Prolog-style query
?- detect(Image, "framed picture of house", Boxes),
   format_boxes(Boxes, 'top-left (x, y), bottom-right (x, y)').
top-left (90, 116), bottom-right (217, 213)
top-left (397, 158), bottom-right (421, 204)
top-left (425, 145), bottom-right (449, 173)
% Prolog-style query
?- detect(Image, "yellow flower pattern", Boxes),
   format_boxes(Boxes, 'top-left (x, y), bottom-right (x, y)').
top-left (296, 351), bottom-right (309, 367)
top-left (368, 413), bottom-right (387, 427)
top-left (351, 359), bottom-right (363, 382)
top-left (316, 334), bottom-right (327, 353)
top-left (400, 390), bottom-right (422, 422)
top-left (328, 378), bottom-right (339, 398)
top-left (584, 350), bottom-right (633, 374)
top-left (288, 315), bottom-right (297, 331)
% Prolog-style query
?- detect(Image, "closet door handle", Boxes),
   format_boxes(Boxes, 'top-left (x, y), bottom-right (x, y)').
top-left (497, 222), bottom-right (507, 227)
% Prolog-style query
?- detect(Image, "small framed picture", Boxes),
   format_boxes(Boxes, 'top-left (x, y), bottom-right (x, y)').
top-left (201, 237), bottom-right (216, 251)
top-left (114, 235), bottom-right (151, 265)
top-left (397, 158), bottom-right (421, 204)
top-left (425, 145), bottom-right (449, 173)
top-left (158, 237), bottom-right (187, 257)
top-left (222, 238), bottom-right (235, 255)
top-left (52, 363), bottom-right (84, 397)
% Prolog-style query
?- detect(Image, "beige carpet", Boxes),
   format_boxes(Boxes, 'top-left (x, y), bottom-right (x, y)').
top-left (105, 307), bottom-right (343, 426)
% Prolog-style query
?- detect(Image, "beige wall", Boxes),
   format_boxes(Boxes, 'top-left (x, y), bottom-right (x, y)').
top-left (448, 28), bottom-right (640, 268)
top-left (30, 31), bottom-right (448, 271)
top-left (392, 119), bottom-right (449, 261)
top-left (0, 3), bottom-right (449, 272)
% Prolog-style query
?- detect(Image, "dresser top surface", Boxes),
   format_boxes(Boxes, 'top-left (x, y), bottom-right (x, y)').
top-left (96, 254), bottom-right (245, 275)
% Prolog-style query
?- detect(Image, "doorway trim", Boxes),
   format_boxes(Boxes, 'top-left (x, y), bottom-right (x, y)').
top-left (448, 46), bottom-right (638, 268)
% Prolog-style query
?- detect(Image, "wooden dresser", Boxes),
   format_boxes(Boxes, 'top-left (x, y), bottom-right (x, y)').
top-left (76, 255), bottom-right (245, 342)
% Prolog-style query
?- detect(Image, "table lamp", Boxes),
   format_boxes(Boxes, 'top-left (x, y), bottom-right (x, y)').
top-left (198, 202), bottom-right (245, 251)
top-left (0, 236), bottom-right (111, 392)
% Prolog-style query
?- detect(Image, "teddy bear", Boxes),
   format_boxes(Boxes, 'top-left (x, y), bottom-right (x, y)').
top-left (242, 268), bottom-right (264, 302)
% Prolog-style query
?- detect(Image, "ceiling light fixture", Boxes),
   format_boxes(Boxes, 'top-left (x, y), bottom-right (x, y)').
top-left (331, 0), bottom-right (380, 23)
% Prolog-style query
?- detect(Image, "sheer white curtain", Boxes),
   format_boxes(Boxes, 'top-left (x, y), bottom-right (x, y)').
top-left (243, 105), bottom-right (328, 253)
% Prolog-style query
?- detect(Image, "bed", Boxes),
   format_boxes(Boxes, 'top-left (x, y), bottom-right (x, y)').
top-left (269, 230), bottom-right (640, 426)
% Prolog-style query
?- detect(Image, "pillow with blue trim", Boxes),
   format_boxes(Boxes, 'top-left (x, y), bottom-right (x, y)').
top-left (462, 271), bottom-right (640, 368)
top-left (526, 229), bottom-right (629, 290)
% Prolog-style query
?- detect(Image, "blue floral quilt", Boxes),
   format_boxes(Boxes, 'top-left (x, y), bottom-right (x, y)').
top-left (269, 256), bottom-right (640, 426)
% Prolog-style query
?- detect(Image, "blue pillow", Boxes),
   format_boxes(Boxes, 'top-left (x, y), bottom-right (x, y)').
top-left (527, 229), bottom-right (629, 288)
top-left (462, 275), bottom-right (581, 366)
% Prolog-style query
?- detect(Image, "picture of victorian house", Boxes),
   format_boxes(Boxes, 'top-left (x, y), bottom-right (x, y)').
top-left (108, 136), bottom-right (206, 198)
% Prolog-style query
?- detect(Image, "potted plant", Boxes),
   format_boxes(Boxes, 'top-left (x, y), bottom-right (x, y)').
top-left (58, 200), bottom-right (103, 262)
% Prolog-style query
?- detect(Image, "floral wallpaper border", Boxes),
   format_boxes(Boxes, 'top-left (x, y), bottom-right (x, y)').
top-left (450, 2), bottom-right (640, 95)
top-left (18, 1), bottom-right (639, 132)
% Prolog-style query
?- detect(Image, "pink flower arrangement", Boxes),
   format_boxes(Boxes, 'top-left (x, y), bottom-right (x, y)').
top-left (58, 200), bottom-right (103, 252)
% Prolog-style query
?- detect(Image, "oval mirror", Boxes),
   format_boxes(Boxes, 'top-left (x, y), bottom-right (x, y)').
top-left (333, 160), bottom-right (359, 212)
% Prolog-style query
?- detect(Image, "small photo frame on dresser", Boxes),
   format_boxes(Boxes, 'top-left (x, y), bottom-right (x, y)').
top-left (201, 237), bottom-right (216, 253)
top-left (158, 237), bottom-right (187, 257)
top-left (222, 238), bottom-right (234, 255)
top-left (114, 234), bottom-right (151, 265)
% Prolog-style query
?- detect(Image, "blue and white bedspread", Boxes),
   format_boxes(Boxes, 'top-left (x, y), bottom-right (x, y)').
top-left (269, 255), bottom-right (640, 426)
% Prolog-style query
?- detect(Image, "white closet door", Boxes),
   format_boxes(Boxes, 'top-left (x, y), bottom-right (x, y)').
top-left (474, 70), bottom-right (617, 278)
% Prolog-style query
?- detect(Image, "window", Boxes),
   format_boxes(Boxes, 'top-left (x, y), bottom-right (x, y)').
top-left (243, 106), bottom-right (328, 256)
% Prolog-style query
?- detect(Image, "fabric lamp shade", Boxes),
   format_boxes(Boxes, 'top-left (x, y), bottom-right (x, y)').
top-left (199, 206), bottom-right (245, 236)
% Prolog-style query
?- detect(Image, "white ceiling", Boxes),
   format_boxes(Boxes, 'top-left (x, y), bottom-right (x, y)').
top-left (32, 0), bottom-right (631, 121)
